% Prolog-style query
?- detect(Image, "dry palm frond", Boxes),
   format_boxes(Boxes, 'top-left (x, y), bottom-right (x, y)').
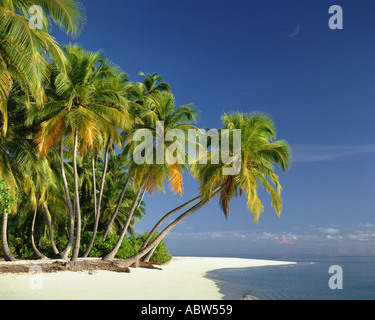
top-left (168, 164), bottom-right (183, 198)
top-left (36, 116), bottom-right (66, 158)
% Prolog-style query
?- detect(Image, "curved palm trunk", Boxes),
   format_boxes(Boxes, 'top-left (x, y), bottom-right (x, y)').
top-left (43, 204), bottom-right (59, 255)
top-left (71, 131), bottom-right (82, 261)
top-left (102, 175), bottom-right (130, 242)
top-left (102, 180), bottom-right (147, 261)
top-left (139, 195), bottom-right (201, 254)
top-left (83, 139), bottom-right (110, 257)
top-left (56, 138), bottom-right (75, 259)
top-left (142, 240), bottom-right (159, 263)
top-left (1, 211), bottom-right (16, 261)
top-left (31, 208), bottom-right (47, 259)
top-left (118, 187), bottom-right (223, 267)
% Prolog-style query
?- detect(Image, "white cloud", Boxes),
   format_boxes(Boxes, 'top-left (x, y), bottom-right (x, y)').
top-left (326, 235), bottom-right (343, 240)
top-left (260, 232), bottom-right (279, 241)
top-left (347, 230), bottom-right (375, 242)
top-left (279, 233), bottom-right (296, 244)
top-left (233, 232), bottom-right (247, 239)
top-left (292, 145), bottom-right (375, 163)
top-left (359, 223), bottom-right (374, 228)
top-left (208, 232), bottom-right (222, 239)
top-left (319, 227), bottom-right (340, 234)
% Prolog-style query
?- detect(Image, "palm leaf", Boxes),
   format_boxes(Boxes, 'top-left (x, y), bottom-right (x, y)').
top-left (36, 112), bottom-right (67, 157)
top-left (168, 164), bottom-right (183, 197)
top-left (38, 0), bottom-right (86, 38)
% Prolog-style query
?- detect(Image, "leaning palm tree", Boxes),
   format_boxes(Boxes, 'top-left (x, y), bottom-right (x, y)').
top-left (100, 171), bottom-right (146, 236)
top-left (102, 92), bottom-right (198, 261)
top-left (35, 45), bottom-right (130, 261)
top-left (0, 0), bottom-right (85, 135)
top-left (120, 112), bottom-right (292, 266)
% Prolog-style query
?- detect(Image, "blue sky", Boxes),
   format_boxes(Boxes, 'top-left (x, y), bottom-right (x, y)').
top-left (55, 0), bottom-right (375, 256)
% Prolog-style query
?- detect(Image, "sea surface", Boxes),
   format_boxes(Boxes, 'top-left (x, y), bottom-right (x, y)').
top-left (205, 254), bottom-right (375, 300)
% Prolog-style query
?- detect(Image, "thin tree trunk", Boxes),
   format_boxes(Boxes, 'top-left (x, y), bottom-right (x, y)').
top-left (142, 240), bottom-right (159, 263)
top-left (137, 188), bottom-right (146, 212)
top-left (139, 195), bottom-right (201, 254)
top-left (55, 138), bottom-right (75, 259)
top-left (82, 156), bottom-right (98, 257)
top-left (83, 142), bottom-right (110, 257)
top-left (96, 138), bottom-right (110, 218)
top-left (142, 196), bottom-right (201, 263)
top-left (92, 155), bottom-right (98, 219)
top-left (120, 187), bottom-right (223, 267)
top-left (103, 180), bottom-right (147, 261)
top-left (71, 131), bottom-right (82, 261)
top-left (1, 211), bottom-right (16, 261)
top-left (102, 175), bottom-right (130, 242)
top-left (43, 204), bottom-right (59, 255)
top-left (31, 208), bottom-right (47, 259)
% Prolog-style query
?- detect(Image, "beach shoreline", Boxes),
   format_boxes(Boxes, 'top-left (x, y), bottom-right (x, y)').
top-left (0, 257), bottom-right (295, 300)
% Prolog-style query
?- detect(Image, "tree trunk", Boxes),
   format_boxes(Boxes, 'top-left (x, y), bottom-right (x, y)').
top-left (43, 204), bottom-right (59, 255)
top-left (139, 195), bottom-right (201, 253)
top-left (142, 196), bottom-right (202, 263)
top-left (142, 240), bottom-right (159, 263)
top-left (81, 156), bottom-right (98, 257)
top-left (102, 175), bottom-right (130, 242)
top-left (118, 187), bottom-right (223, 267)
top-left (102, 182), bottom-right (146, 261)
top-left (1, 211), bottom-right (16, 261)
top-left (92, 155), bottom-right (98, 219)
top-left (55, 138), bottom-right (75, 259)
top-left (31, 208), bottom-right (47, 259)
top-left (71, 131), bottom-right (82, 261)
top-left (83, 139), bottom-right (110, 257)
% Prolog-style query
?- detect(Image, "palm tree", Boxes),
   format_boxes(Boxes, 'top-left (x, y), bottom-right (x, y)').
top-left (83, 73), bottom-right (133, 257)
top-left (21, 155), bottom-right (61, 259)
top-left (102, 91), bottom-right (198, 261)
top-left (136, 72), bottom-right (171, 99)
top-left (0, 0), bottom-right (85, 135)
top-left (140, 195), bottom-right (201, 263)
top-left (119, 112), bottom-right (291, 266)
top-left (35, 45), bottom-right (130, 260)
top-left (102, 74), bottom-right (172, 241)
top-left (0, 83), bottom-right (42, 261)
top-left (0, 180), bottom-right (17, 261)
top-left (100, 164), bottom-right (146, 236)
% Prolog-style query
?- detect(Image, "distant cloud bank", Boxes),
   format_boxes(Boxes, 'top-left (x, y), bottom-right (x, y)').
top-left (164, 223), bottom-right (375, 256)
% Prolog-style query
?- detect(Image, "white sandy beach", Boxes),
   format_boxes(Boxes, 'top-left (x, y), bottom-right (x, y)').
top-left (0, 257), bottom-right (295, 300)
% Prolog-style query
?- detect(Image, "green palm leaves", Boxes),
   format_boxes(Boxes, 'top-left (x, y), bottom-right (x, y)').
top-left (0, 0), bottom-right (85, 135)
top-left (193, 112), bottom-right (292, 223)
top-left (35, 44), bottom-right (130, 159)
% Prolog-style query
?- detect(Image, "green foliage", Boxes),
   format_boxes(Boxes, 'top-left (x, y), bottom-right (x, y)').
top-left (79, 231), bottom-right (172, 264)
top-left (0, 180), bottom-right (17, 215)
top-left (2, 230), bottom-right (171, 264)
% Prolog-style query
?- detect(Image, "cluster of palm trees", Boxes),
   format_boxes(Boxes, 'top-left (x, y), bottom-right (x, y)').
top-left (0, 0), bottom-right (292, 265)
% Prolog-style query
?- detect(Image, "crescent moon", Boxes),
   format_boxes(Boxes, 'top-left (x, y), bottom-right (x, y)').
top-left (288, 23), bottom-right (300, 37)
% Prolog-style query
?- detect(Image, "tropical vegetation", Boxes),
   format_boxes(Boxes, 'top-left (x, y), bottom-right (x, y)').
top-left (0, 0), bottom-right (291, 265)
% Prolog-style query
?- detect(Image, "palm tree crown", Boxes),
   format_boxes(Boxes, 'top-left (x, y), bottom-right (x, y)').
top-left (0, 0), bottom-right (85, 135)
top-left (193, 112), bottom-right (292, 223)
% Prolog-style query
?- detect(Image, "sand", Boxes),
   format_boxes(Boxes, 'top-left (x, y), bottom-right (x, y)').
top-left (0, 257), bottom-right (295, 300)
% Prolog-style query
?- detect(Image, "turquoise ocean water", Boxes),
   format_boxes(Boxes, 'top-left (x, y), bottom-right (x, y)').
top-left (205, 255), bottom-right (375, 300)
